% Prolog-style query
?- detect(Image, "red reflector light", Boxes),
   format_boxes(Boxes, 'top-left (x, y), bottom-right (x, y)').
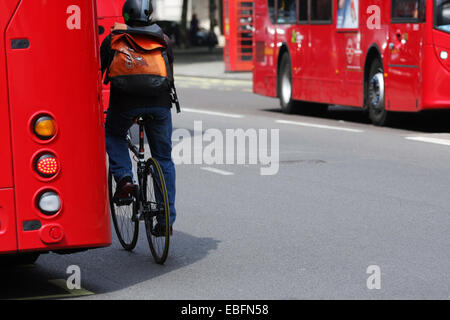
top-left (36, 154), bottom-right (59, 178)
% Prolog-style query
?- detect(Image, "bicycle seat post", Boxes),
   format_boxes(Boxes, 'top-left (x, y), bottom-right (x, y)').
top-left (138, 117), bottom-right (145, 160)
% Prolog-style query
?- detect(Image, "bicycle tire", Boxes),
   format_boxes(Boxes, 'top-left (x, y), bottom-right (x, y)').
top-left (142, 158), bottom-right (170, 264)
top-left (108, 169), bottom-right (139, 251)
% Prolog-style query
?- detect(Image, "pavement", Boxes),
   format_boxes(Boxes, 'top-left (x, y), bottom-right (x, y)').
top-left (173, 46), bottom-right (253, 81)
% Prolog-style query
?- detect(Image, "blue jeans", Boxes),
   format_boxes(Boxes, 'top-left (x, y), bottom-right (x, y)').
top-left (105, 106), bottom-right (176, 226)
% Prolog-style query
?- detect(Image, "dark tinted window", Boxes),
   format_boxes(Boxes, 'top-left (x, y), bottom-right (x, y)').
top-left (392, 0), bottom-right (425, 21)
top-left (268, 0), bottom-right (275, 23)
top-left (311, 0), bottom-right (332, 22)
top-left (435, 0), bottom-right (450, 32)
top-left (277, 0), bottom-right (297, 24)
top-left (298, 0), bottom-right (308, 22)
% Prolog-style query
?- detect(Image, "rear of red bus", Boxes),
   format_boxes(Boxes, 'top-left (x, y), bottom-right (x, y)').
top-left (422, 0), bottom-right (450, 109)
top-left (96, 0), bottom-right (125, 111)
top-left (0, 0), bottom-right (111, 260)
top-left (383, 0), bottom-right (450, 112)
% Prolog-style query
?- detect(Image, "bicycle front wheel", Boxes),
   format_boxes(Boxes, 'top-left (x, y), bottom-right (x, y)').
top-left (142, 158), bottom-right (170, 264)
top-left (108, 170), bottom-right (139, 251)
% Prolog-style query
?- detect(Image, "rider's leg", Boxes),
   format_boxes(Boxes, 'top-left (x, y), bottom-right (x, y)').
top-left (143, 106), bottom-right (177, 226)
top-left (105, 106), bottom-right (136, 184)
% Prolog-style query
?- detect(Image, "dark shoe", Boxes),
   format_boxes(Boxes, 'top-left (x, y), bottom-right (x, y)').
top-left (113, 176), bottom-right (135, 202)
top-left (151, 223), bottom-right (173, 237)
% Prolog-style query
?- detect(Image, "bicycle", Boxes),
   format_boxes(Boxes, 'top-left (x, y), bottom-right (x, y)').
top-left (108, 116), bottom-right (171, 264)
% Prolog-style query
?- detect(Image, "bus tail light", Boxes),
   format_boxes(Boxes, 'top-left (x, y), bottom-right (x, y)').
top-left (35, 154), bottom-right (59, 178)
top-left (33, 116), bottom-right (56, 140)
top-left (37, 191), bottom-right (61, 216)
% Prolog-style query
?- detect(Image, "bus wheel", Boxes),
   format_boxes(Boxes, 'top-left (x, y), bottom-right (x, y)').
top-left (278, 54), bottom-right (297, 114)
top-left (367, 59), bottom-right (389, 126)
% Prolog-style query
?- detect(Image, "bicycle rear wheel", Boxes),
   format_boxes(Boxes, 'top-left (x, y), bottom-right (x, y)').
top-left (108, 170), bottom-right (139, 251)
top-left (143, 158), bottom-right (170, 264)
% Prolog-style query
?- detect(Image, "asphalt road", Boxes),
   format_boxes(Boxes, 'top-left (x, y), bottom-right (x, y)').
top-left (1, 74), bottom-right (449, 300)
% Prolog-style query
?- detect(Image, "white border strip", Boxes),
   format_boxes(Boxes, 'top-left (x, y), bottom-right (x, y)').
top-left (276, 119), bottom-right (364, 133)
top-left (183, 108), bottom-right (245, 119)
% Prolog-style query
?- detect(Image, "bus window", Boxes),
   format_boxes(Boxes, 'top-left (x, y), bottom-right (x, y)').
top-left (268, 0), bottom-right (275, 23)
top-left (277, 0), bottom-right (296, 24)
top-left (435, 0), bottom-right (450, 33)
top-left (392, 0), bottom-right (425, 22)
top-left (298, 0), bottom-right (308, 23)
top-left (311, 0), bottom-right (333, 23)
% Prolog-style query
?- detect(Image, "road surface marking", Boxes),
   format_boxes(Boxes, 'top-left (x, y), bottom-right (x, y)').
top-left (275, 119), bottom-right (364, 133)
top-left (13, 279), bottom-right (94, 300)
top-left (200, 167), bottom-right (235, 176)
top-left (405, 136), bottom-right (450, 146)
top-left (48, 279), bottom-right (94, 297)
top-left (183, 108), bottom-right (245, 119)
top-left (175, 75), bottom-right (252, 85)
top-left (175, 76), bottom-right (252, 93)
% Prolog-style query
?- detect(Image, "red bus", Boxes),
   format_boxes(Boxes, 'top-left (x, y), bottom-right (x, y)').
top-left (96, 0), bottom-right (126, 111)
top-left (253, 0), bottom-right (450, 126)
top-left (0, 0), bottom-right (111, 264)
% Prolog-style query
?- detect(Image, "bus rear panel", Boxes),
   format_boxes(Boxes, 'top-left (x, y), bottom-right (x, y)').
top-left (0, 0), bottom-right (111, 255)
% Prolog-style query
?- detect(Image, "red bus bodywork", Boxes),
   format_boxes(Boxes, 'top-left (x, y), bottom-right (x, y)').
top-left (97, 0), bottom-right (125, 110)
top-left (253, 0), bottom-right (450, 122)
top-left (0, 0), bottom-right (111, 256)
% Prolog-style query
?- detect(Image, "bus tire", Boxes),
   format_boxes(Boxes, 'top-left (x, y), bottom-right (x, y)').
top-left (367, 59), bottom-right (389, 126)
top-left (278, 53), bottom-right (298, 114)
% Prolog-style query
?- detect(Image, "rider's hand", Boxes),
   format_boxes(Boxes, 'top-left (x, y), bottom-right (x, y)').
top-left (111, 22), bottom-right (127, 32)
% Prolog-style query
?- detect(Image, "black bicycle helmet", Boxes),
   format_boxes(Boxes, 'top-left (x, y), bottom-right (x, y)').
top-left (122, 0), bottom-right (153, 26)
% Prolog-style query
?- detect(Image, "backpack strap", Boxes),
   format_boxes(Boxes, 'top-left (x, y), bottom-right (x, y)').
top-left (104, 35), bottom-right (114, 85)
top-left (161, 49), bottom-right (173, 83)
top-left (158, 36), bottom-right (181, 113)
top-left (161, 48), bottom-right (180, 113)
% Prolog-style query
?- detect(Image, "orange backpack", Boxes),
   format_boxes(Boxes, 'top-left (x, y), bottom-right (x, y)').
top-left (108, 31), bottom-right (172, 97)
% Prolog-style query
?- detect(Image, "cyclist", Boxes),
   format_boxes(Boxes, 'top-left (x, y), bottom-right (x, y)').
top-left (101, 0), bottom-right (176, 235)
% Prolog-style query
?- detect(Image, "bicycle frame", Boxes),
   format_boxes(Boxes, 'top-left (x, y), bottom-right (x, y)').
top-left (125, 117), bottom-right (159, 221)
top-left (125, 118), bottom-right (146, 219)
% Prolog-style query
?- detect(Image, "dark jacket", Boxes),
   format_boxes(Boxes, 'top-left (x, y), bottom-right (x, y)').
top-left (100, 25), bottom-right (174, 109)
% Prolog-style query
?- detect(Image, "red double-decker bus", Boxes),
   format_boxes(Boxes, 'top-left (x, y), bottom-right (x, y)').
top-left (0, 0), bottom-right (111, 264)
top-left (253, 0), bottom-right (450, 126)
